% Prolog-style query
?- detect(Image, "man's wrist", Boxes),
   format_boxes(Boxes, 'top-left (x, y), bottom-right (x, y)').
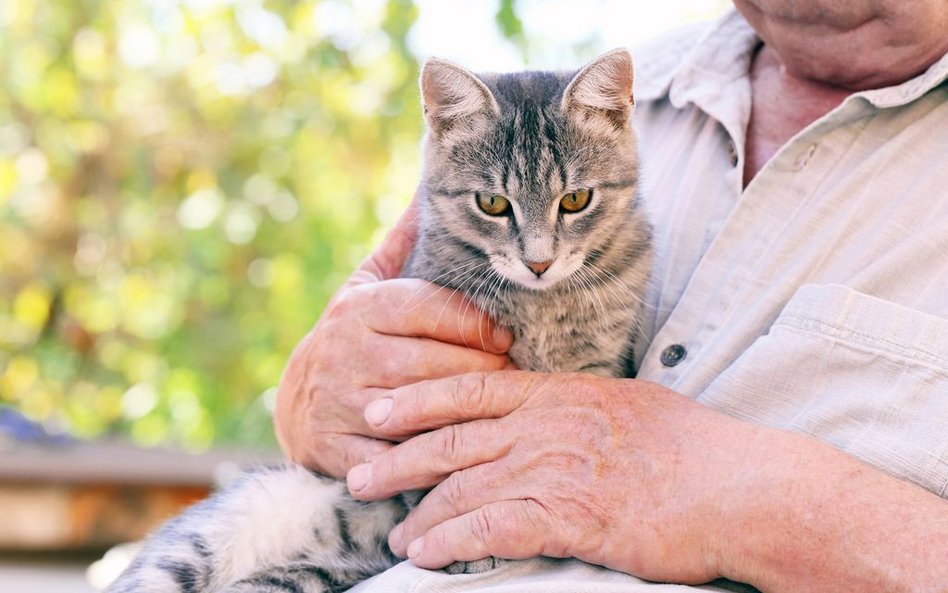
top-left (714, 426), bottom-right (948, 593)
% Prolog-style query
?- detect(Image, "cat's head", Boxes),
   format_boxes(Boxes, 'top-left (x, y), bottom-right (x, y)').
top-left (418, 49), bottom-right (639, 291)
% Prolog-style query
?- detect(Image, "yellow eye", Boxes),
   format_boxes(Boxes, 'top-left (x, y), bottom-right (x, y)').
top-left (560, 188), bottom-right (591, 213)
top-left (476, 193), bottom-right (510, 216)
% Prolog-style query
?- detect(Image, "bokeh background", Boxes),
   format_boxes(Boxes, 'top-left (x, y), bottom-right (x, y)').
top-left (0, 0), bottom-right (729, 454)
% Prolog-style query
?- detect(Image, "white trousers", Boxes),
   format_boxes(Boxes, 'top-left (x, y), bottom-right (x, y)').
top-left (348, 558), bottom-right (755, 593)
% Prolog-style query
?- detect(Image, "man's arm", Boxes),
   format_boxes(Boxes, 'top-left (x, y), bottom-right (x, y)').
top-left (721, 428), bottom-right (948, 593)
top-left (274, 201), bottom-right (512, 477)
top-left (348, 372), bottom-right (948, 592)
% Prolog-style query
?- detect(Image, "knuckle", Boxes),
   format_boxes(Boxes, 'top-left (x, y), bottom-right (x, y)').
top-left (370, 355), bottom-right (399, 387)
top-left (324, 283), bottom-right (379, 321)
top-left (453, 373), bottom-right (489, 414)
top-left (428, 424), bottom-right (464, 467)
top-left (443, 424), bottom-right (466, 463)
top-left (324, 287), bottom-right (358, 319)
top-left (470, 507), bottom-right (497, 547)
top-left (404, 389), bottom-right (429, 424)
top-left (441, 472), bottom-right (467, 513)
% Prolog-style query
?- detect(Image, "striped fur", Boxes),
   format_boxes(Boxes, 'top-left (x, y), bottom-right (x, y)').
top-left (106, 49), bottom-right (651, 593)
top-left (407, 48), bottom-right (650, 376)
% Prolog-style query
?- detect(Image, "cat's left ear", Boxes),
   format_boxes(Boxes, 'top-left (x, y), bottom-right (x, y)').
top-left (561, 48), bottom-right (634, 130)
top-left (420, 58), bottom-right (500, 141)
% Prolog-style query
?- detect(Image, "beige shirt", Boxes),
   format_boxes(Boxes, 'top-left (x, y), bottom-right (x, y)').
top-left (634, 10), bottom-right (948, 499)
top-left (352, 10), bottom-right (948, 593)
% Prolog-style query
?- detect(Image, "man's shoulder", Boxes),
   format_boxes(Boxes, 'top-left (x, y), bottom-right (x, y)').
top-left (631, 21), bottom-right (715, 102)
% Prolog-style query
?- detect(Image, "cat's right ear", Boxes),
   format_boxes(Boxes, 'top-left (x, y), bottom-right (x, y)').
top-left (562, 48), bottom-right (634, 132)
top-left (420, 58), bottom-right (499, 140)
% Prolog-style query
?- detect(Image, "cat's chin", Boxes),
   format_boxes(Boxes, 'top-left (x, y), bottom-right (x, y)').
top-left (505, 271), bottom-right (569, 292)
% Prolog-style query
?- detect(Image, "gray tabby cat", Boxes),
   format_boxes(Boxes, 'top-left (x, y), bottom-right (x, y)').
top-left (106, 48), bottom-right (651, 593)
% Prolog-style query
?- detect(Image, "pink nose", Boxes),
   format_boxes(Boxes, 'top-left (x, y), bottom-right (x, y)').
top-left (525, 260), bottom-right (553, 276)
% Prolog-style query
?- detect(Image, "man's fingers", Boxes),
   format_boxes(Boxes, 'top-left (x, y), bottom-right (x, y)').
top-left (365, 371), bottom-right (537, 438)
top-left (364, 336), bottom-right (510, 390)
top-left (387, 462), bottom-right (504, 555)
top-left (346, 419), bottom-right (511, 500)
top-left (403, 500), bottom-right (552, 569)
top-left (346, 197), bottom-right (420, 286)
top-left (354, 279), bottom-right (512, 354)
top-left (288, 433), bottom-right (393, 479)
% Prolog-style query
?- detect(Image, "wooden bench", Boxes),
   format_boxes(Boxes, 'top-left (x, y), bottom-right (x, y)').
top-left (0, 440), bottom-right (280, 552)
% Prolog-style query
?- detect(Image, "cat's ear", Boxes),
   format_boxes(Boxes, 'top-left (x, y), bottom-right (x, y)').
top-left (561, 48), bottom-right (634, 130)
top-left (420, 58), bottom-right (499, 139)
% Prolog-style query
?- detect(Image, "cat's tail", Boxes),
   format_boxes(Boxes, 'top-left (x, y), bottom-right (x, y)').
top-left (105, 464), bottom-right (407, 593)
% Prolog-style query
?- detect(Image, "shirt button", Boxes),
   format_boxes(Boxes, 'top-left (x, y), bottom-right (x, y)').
top-left (793, 143), bottom-right (818, 170)
top-left (727, 141), bottom-right (739, 167)
top-left (660, 344), bottom-right (687, 367)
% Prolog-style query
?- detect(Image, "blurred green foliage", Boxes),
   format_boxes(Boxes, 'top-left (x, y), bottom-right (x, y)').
top-left (0, 0), bottom-right (725, 451)
top-left (0, 0), bottom-right (434, 449)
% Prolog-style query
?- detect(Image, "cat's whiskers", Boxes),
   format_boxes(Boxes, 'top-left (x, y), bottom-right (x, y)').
top-left (431, 262), bottom-right (491, 338)
top-left (459, 265), bottom-right (497, 351)
top-left (586, 262), bottom-right (654, 312)
top-left (573, 266), bottom-right (609, 332)
top-left (583, 263), bottom-right (650, 338)
top-left (570, 271), bottom-right (610, 335)
top-left (585, 267), bottom-right (638, 311)
top-left (398, 259), bottom-right (486, 315)
top-left (563, 274), bottom-right (583, 327)
top-left (480, 269), bottom-right (509, 348)
top-left (584, 267), bottom-right (645, 335)
top-left (482, 270), bottom-right (509, 349)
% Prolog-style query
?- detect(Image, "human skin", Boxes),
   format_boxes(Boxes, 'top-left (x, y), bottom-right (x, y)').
top-left (275, 0), bottom-right (948, 590)
top-left (274, 202), bottom-right (513, 478)
top-left (735, 0), bottom-right (948, 184)
top-left (349, 373), bottom-right (948, 591)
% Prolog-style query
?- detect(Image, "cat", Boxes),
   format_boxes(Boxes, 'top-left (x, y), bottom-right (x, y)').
top-left (106, 48), bottom-right (651, 593)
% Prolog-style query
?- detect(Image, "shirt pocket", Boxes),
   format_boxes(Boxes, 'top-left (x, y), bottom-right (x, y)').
top-left (699, 283), bottom-right (948, 497)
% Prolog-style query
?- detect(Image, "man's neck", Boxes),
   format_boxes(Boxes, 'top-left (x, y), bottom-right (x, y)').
top-left (743, 44), bottom-right (851, 187)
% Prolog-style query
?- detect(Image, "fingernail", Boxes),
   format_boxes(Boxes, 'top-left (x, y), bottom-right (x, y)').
top-left (347, 463), bottom-right (371, 492)
top-left (365, 398), bottom-right (393, 426)
top-left (407, 537), bottom-right (424, 559)
top-left (492, 326), bottom-right (513, 351)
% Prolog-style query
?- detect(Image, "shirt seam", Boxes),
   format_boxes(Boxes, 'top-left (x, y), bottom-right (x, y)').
top-left (776, 315), bottom-right (948, 370)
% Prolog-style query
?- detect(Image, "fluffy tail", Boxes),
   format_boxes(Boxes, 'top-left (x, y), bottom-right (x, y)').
top-left (106, 465), bottom-right (407, 593)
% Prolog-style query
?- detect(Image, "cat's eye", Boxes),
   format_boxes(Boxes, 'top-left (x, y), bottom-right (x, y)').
top-left (560, 188), bottom-right (592, 213)
top-left (476, 193), bottom-right (510, 216)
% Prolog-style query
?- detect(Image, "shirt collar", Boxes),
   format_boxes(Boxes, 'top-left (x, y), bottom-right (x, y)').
top-left (856, 51), bottom-right (948, 109)
top-left (635, 8), bottom-right (948, 111)
top-left (634, 10), bottom-right (757, 107)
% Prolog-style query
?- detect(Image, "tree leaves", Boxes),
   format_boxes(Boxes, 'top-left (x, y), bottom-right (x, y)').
top-left (0, 0), bottom-right (432, 450)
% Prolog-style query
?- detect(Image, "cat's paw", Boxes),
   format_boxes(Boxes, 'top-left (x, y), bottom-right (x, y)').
top-left (443, 557), bottom-right (503, 575)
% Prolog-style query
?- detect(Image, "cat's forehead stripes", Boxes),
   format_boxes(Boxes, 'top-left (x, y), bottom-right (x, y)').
top-left (479, 72), bottom-right (574, 204)
top-left (504, 104), bottom-right (555, 206)
top-left (431, 68), bottom-right (628, 206)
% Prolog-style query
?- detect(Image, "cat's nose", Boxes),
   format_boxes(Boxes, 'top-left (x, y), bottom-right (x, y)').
top-left (525, 260), bottom-right (553, 276)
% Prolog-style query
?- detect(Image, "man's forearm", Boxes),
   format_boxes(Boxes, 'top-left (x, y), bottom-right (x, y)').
top-left (719, 428), bottom-right (948, 592)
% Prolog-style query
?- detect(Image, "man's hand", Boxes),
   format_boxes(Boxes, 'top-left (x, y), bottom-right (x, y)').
top-left (345, 370), bottom-right (761, 584)
top-left (274, 201), bottom-right (513, 478)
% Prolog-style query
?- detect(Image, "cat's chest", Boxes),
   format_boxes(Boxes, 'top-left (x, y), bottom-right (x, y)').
top-left (474, 288), bottom-right (632, 375)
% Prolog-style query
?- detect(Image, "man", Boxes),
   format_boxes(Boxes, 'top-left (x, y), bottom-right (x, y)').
top-left (275, 1), bottom-right (948, 591)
